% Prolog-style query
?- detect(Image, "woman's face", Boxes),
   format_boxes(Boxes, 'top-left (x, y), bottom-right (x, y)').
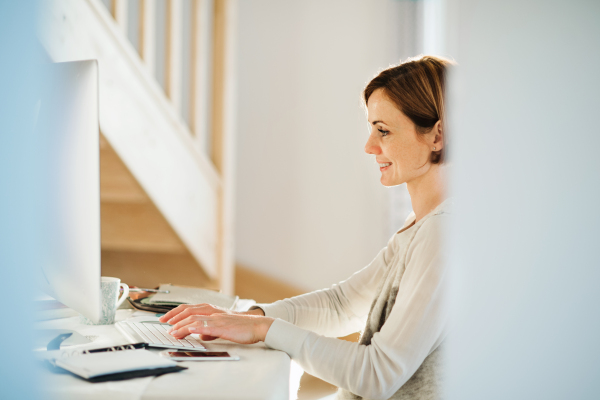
top-left (365, 89), bottom-right (440, 187)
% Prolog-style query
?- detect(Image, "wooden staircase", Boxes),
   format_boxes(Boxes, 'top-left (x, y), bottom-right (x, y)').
top-left (100, 134), bottom-right (214, 289)
top-left (39, 0), bottom-right (236, 293)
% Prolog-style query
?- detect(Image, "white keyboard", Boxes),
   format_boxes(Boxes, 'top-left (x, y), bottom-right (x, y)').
top-left (116, 319), bottom-right (207, 350)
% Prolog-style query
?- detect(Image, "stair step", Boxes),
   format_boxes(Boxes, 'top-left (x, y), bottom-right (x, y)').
top-left (100, 135), bottom-right (147, 203)
top-left (102, 249), bottom-right (215, 289)
top-left (101, 201), bottom-right (187, 253)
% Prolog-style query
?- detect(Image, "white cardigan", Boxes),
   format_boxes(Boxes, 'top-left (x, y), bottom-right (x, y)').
top-left (256, 200), bottom-right (450, 399)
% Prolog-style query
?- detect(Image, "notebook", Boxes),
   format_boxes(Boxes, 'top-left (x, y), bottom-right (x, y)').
top-left (44, 344), bottom-right (187, 382)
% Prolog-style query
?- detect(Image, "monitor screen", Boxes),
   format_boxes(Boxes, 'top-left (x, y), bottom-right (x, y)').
top-left (35, 60), bottom-right (101, 323)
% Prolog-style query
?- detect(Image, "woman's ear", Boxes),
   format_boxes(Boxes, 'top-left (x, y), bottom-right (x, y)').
top-left (432, 120), bottom-right (444, 151)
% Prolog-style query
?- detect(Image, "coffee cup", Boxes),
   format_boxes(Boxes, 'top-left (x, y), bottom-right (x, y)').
top-left (82, 277), bottom-right (129, 325)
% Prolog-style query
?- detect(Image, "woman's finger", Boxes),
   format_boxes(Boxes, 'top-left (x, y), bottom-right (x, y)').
top-left (158, 304), bottom-right (192, 323)
top-left (170, 320), bottom-right (222, 340)
top-left (168, 324), bottom-right (195, 339)
top-left (164, 306), bottom-right (200, 325)
top-left (169, 314), bottom-right (214, 333)
top-left (187, 324), bottom-right (224, 340)
top-left (168, 318), bottom-right (200, 338)
top-left (160, 303), bottom-right (228, 325)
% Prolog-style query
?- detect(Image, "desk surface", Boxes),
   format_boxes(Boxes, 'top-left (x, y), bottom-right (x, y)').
top-left (38, 310), bottom-right (302, 400)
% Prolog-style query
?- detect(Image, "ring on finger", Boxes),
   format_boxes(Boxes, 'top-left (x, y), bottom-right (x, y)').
top-left (203, 320), bottom-right (208, 328)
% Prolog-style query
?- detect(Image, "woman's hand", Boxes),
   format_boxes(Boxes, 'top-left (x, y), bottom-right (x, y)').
top-left (159, 303), bottom-right (265, 324)
top-left (158, 303), bottom-right (231, 326)
top-left (167, 313), bottom-right (275, 344)
top-left (158, 304), bottom-right (273, 343)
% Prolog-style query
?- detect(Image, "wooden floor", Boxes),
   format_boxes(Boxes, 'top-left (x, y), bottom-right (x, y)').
top-left (235, 265), bottom-right (357, 400)
top-left (297, 373), bottom-right (338, 400)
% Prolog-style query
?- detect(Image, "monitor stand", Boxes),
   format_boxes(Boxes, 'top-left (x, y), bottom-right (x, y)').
top-left (33, 293), bottom-right (93, 351)
top-left (36, 329), bottom-right (92, 351)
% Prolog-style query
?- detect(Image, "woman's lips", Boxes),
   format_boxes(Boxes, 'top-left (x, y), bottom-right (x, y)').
top-left (378, 162), bottom-right (391, 171)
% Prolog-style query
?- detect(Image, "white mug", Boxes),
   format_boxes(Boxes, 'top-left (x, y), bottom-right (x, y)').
top-left (82, 277), bottom-right (129, 325)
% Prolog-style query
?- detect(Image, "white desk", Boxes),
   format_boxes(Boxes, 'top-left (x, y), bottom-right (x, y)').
top-left (38, 310), bottom-right (303, 400)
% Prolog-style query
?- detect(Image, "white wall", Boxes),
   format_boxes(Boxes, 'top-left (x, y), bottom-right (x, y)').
top-left (446, 0), bottom-right (600, 398)
top-left (235, 0), bottom-right (406, 291)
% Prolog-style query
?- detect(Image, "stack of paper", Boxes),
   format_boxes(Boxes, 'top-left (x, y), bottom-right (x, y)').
top-left (146, 284), bottom-right (239, 310)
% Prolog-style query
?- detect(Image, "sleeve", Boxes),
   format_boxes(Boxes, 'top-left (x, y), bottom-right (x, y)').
top-left (254, 237), bottom-right (395, 338)
top-left (263, 215), bottom-right (449, 399)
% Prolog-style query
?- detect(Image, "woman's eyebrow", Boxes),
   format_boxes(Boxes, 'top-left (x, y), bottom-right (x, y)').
top-left (371, 120), bottom-right (386, 125)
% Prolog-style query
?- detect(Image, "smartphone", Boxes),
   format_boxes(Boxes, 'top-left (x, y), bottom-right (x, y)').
top-left (159, 350), bottom-right (240, 361)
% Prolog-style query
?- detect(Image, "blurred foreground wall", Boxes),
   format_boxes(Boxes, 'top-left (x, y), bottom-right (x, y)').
top-left (446, 0), bottom-right (600, 398)
top-left (0, 1), bottom-right (42, 398)
top-left (235, 0), bottom-right (407, 291)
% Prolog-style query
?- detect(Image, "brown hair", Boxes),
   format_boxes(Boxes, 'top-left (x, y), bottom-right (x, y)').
top-left (364, 55), bottom-right (454, 164)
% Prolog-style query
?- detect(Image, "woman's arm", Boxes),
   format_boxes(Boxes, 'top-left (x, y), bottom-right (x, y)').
top-left (264, 215), bottom-right (449, 399)
top-left (165, 214), bottom-right (448, 398)
top-left (160, 239), bottom-right (394, 338)
top-left (252, 214), bottom-right (416, 337)
top-left (254, 245), bottom-right (392, 337)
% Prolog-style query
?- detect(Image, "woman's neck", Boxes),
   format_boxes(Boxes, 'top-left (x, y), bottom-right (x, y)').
top-left (407, 164), bottom-right (446, 222)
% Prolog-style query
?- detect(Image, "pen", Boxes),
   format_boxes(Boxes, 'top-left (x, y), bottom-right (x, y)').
top-left (123, 288), bottom-right (170, 293)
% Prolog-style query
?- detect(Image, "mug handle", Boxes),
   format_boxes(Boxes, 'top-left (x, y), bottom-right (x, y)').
top-left (116, 283), bottom-right (129, 308)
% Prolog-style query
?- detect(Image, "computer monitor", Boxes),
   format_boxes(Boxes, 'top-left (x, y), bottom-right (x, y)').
top-left (35, 60), bottom-right (101, 324)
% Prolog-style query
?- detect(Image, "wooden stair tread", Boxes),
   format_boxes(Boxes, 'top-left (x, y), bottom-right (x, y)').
top-left (102, 249), bottom-right (215, 289)
top-left (100, 136), bottom-right (147, 203)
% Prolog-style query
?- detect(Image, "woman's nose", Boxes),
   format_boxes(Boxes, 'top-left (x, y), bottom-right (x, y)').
top-left (364, 135), bottom-right (380, 155)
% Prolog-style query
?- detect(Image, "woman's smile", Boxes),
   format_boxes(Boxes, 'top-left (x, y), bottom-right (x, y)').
top-left (378, 161), bottom-right (392, 171)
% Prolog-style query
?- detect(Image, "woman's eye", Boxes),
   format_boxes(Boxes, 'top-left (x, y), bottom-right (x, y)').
top-left (378, 129), bottom-right (389, 137)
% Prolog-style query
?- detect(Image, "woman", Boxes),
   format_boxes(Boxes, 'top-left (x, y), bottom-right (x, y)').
top-left (160, 55), bottom-right (453, 400)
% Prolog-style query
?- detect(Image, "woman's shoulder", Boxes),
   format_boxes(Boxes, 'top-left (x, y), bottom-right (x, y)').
top-left (406, 200), bottom-right (453, 258)
top-left (392, 198), bottom-right (453, 249)
top-left (434, 197), bottom-right (453, 215)
top-left (394, 198), bottom-right (452, 236)
top-left (415, 212), bottom-right (449, 241)
top-left (421, 198), bottom-right (453, 229)
top-left (420, 198), bottom-right (452, 232)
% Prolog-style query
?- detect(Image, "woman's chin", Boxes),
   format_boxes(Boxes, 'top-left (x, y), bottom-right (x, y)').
top-left (381, 179), bottom-right (396, 187)
top-left (380, 176), bottom-right (403, 187)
